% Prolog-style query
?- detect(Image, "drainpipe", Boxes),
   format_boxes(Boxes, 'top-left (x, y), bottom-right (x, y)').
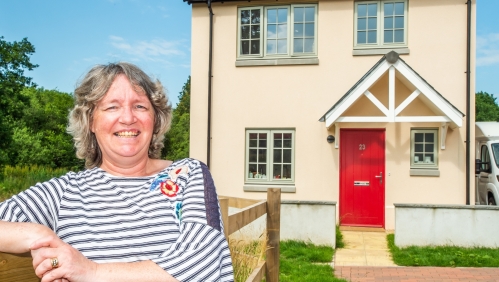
top-left (207, 0), bottom-right (214, 168)
top-left (465, 0), bottom-right (471, 205)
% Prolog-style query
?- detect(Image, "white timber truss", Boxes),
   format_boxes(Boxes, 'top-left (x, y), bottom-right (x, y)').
top-left (322, 55), bottom-right (463, 149)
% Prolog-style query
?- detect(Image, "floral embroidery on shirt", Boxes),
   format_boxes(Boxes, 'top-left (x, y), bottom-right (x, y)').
top-left (150, 174), bottom-right (171, 192)
top-left (169, 165), bottom-right (189, 181)
top-left (175, 201), bottom-right (182, 223)
top-left (160, 180), bottom-right (179, 197)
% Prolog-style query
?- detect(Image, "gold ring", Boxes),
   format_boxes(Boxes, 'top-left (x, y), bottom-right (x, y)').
top-left (51, 257), bottom-right (59, 269)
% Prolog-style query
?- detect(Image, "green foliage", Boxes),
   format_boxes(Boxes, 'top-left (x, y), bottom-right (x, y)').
top-left (0, 165), bottom-right (69, 201)
top-left (335, 225), bottom-right (345, 248)
top-left (476, 91), bottom-right (499, 121)
top-left (163, 76), bottom-right (190, 161)
top-left (0, 36), bottom-right (38, 165)
top-left (387, 234), bottom-right (499, 267)
top-left (279, 240), bottom-right (346, 282)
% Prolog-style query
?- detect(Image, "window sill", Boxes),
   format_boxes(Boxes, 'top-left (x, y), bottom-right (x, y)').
top-left (235, 57), bottom-right (319, 67)
top-left (353, 47), bottom-right (410, 56)
top-left (410, 169), bottom-right (440, 177)
top-left (243, 184), bottom-right (296, 193)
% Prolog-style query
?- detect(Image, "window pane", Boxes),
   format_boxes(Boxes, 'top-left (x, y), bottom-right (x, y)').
top-left (267, 24), bottom-right (277, 39)
top-left (283, 133), bottom-right (292, 139)
top-left (294, 7), bottom-right (304, 22)
top-left (415, 144), bottom-right (423, 152)
top-left (251, 40), bottom-right (260, 54)
top-left (259, 139), bottom-right (267, 147)
top-left (259, 133), bottom-right (267, 139)
top-left (274, 149), bottom-right (282, 162)
top-left (277, 39), bottom-right (287, 53)
top-left (384, 17), bottom-right (393, 29)
top-left (358, 4), bottom-right (367, 17)
top-left (425, 133), bottom-right (434, 142)
top-left (424, 154), bottom-right (434, 163)
top-left (249, 149), bottom-right (257, 162)
top-left (394, 30), bottom-right (404, 42)
top-left (241, 41), bottom-right (249, 54)
top-left (294, 23), bottom-right (304, 37)
top-left (249, 139), bottom-right (257, 147)
top-left (305, 7), bottom-right (315, 21)
top-left (273, 164), bottom-right (282, 178)
top-left (278, 24), bottom-right (287, 38)
top-left (274, 139), bottom-right (282, 148)
top-left (384, 30), bottom-right (393, 43)
top-left (283, 139), bottom-right (292, 148)
top-left (357, 31), bottom-right (367, 44)
top-left (283, 164), bottom-right (292, 179)
top-left (425, 144), bottom-right (434, 153)
top-left (368, 30), bottom-right (377, 43)
top-left (278, 8), bottom-right (287, 23)
top-left (415, 133), bottom-right (424, 142)
top-left (257, 164), bottom-right (266, 175)
top-left (241, 26), bottom-right (250, 39)
top-left (251, 25), bottom-right (260, 39)
top-left (267, 40), bottom-right (276, 54)
top-left (395, 2), bottom-right (404, 15)
top-left (267, 9), bottom-right (277, 23)
top-left (241, 10), bottom-right (250, 24)
top-left (395, 16), bottom-right (404, 28)
top-left (249, 133), bottom-right (257, 139)
top-left (294, 39), bottom-right (304, 53)
top-left (283, 149), bottom-right (292, 163)
top-left (305, 23), bottom-right (314, 36)
top-left (259, 149), bottom-right (266, 162)
top-left (358, 18), bottom-right (366, 30)
top-left (367, 3), bottom-right (377, 16)
top-left (384, 3), bottom-right (393, 15)
top-left (368, 17), bottom-right (377, 29)
top-left (251, 9), bottom-right (260, 24)
top-left (415, 154), bottom-right (423, 163)
top-left (304, 38), bottom-right (314, 52)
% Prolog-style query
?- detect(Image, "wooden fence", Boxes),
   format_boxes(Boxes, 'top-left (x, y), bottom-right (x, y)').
top-left (0, 188), bottom-right (281, 282)
top-left (219, 188), bottom-right (281, 282)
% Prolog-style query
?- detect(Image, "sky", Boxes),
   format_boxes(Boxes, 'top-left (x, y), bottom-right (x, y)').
top-left (0, 0), bottom-right (498, 107)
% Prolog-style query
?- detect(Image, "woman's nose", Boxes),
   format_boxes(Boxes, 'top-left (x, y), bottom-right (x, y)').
top-left (119, 107), bottom-right (136, 124)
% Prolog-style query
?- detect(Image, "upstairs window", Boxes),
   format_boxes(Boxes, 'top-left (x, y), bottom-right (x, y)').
top-left (238, 4), bottom-right (317, 59)
top-left (354, 0), bottom-right (407, 48)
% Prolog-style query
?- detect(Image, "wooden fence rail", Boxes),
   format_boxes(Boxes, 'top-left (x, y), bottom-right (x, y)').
top-left (0, 188), bottom-right (281, 282)
top-left (220, 188), bottom-right (281, 282)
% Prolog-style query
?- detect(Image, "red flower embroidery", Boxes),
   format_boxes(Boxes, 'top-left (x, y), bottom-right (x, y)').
top-left (160, 180), bottom-right (179, 197)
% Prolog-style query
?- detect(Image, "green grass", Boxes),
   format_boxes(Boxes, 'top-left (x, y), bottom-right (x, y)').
top-left (387, 234), bottom-right (499, 267)
top-left (0, 165), bottom-right (69, 201)
top-left (335, 225), bottom-right (345, 248)
top-left (279, 240), bottom-right (347, 282)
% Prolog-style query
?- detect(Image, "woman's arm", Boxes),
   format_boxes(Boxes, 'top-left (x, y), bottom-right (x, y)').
top-left (0, 221), bottom-right (55, 253)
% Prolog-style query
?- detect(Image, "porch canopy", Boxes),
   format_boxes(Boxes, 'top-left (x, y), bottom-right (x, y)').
top-left (319, 51), bottom-right (464, 149)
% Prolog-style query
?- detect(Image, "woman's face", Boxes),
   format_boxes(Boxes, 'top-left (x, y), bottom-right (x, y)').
top-left (91, 74), bottom-right (155, 166)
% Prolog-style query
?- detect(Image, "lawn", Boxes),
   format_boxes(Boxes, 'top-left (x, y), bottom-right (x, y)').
top-left (387, 234), bottom-right (499, 267)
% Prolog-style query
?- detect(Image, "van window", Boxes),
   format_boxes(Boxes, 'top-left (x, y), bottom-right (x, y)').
top-left (491, 143), bottom-right (499, 168)
top-left (481, 145), bottom-right (491, 172)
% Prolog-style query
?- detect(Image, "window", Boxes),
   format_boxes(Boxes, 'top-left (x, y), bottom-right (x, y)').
top-left (354, 0), bottom-right (407, 48)
top-left (238, 5), bottom-right (317, 59)
top-left (480, 145), bottom-right (491, 172)
top-left (411, 129), bottom-right (438, 169)
top-left (246, 129), bottom-right (295, 183)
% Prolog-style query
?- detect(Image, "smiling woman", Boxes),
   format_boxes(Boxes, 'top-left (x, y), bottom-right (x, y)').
top-left (0, 62), bottom-right (234, 282)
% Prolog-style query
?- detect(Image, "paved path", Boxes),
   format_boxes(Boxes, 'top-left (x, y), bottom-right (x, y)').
top-left (333, 230), bottom-right (499, 281)
top-left (335, 266), bottom-right (499, 282)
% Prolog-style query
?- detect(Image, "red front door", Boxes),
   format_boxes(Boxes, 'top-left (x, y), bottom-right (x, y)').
top-left (340, 129), bottom-right (385, 227)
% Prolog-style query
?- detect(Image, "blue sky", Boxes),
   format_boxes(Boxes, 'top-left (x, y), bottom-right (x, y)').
top-left (0, 0), bottom-right (497, 107)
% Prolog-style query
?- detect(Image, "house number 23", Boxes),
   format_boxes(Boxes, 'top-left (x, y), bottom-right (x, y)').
top-left (359, 144), bottom-right (366, 150)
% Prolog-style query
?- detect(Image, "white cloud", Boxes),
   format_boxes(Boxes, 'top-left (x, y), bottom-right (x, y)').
top-left (477, 33), bottom-right (499, 66)
top-left (109, 36), bottom-right (186, 63)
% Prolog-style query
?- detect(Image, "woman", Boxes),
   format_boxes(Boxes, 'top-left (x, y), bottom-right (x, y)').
top-left (0, 62), bottom-right (234, 282)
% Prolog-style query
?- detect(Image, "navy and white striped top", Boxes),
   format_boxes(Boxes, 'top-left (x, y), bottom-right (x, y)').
top-left (0, 158), bottom-right (234, 282)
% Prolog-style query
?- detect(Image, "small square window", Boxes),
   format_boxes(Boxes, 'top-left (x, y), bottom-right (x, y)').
top-left (411, 129), bottom-right (438, 169)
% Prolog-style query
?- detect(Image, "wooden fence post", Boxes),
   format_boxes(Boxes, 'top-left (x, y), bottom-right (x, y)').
top-left (219, 197), bottom-right (229, 239)
top-left (266, 188), bottom-right (281, 282)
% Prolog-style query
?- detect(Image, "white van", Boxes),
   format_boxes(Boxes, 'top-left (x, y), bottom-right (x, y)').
top-left (475, 122), bottom-right (499, 205)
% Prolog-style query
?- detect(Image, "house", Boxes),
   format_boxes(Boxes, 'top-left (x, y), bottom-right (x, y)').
top-left (183, 0), bottom-right (476, 233)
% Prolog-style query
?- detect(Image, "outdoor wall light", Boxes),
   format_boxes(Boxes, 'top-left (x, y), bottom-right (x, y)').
top-left (327, 135), bottom-right (335, 143)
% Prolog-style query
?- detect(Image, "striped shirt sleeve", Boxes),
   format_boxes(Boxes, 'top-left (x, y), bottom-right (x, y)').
top-left (152, 161), bottom-right (234, 282)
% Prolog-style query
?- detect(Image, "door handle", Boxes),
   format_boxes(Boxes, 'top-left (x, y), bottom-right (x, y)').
top-left (375, 172), bottom-right (383, 184)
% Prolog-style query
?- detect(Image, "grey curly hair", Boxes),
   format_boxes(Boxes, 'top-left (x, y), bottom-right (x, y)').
top-left (67, 62), bottom-right (172, 168)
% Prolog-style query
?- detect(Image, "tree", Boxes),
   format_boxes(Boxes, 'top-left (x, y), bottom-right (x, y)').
top-left (0, 36), bottom-right (38, 164)
top-left (162, 76), bottom-right (190, 161)
top-left (476, 91), bottom-right (499, 122)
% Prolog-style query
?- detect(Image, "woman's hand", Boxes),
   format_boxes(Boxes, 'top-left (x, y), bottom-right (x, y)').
top-left (30, 235), bottom-right (98, 282)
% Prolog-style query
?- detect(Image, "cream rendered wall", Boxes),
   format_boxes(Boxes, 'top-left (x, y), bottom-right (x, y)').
top-left (189, 0), bottom-right (476, 230)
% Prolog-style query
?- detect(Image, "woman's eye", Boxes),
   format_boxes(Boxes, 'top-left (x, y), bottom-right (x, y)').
top-left (106, 106), bottom-right (117, 110)
top-left (136, 105), bottom-right (147, 109)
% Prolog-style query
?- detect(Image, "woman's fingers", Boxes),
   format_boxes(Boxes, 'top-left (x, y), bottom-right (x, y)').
top-left (30, 235), bottom-right (63, 250)
top-left (34, 257), bottom-right (61, 278)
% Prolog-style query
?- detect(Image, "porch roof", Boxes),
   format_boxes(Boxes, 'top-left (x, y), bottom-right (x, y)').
top-left (319, 51), bottom-right (464, 129)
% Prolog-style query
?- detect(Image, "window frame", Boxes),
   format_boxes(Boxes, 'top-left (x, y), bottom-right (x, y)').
top-left (245, 129), bottom-right (296, 184)
top-left (353, 0), bottom-right (408, 49)
top-left (237, 4), bottom-right (318, 59)
top-left (410, 128), bottom-right (438, 169)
